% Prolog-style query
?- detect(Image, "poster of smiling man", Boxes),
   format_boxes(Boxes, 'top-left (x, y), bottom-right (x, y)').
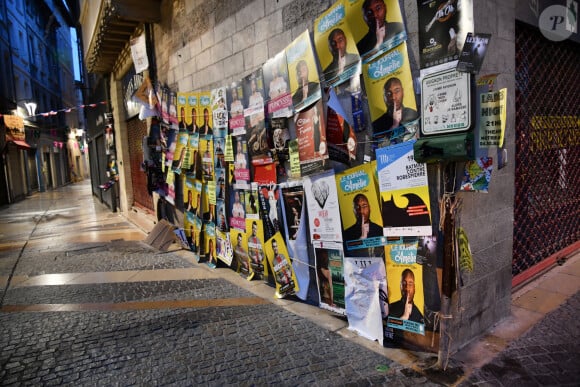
top-left (314, 0), bottom-right (362, 87)
top-left (362, 42), bottom-right (419, 145)
top-left (344, 0), bottom-right (407, 64)
top-left (286, 30), bottom-right (322, 113)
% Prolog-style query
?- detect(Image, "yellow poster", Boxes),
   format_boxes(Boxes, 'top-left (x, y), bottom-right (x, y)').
top-left (204, 222), bottom-right (217, 268)
top-left (362, 42), bottom-right (418, 141)
top-left (385, 237), bottom-right (426, 335)
top-left (232, 229), bottom-right (253, 280)
top-left (199, 91), bottom-right (213, 136)
top-left (314, 0), bottom-right (361, 87)
top-left (336, 161), bottom-right (386, 256)
top-left (285, 30), bottom-right (322, 112)
top-left (344, 0), bottom-right (406, 63)
top-left (246, 218), bottom-right (266, 278)
top-left (264, 232), bottom-right (299, 298)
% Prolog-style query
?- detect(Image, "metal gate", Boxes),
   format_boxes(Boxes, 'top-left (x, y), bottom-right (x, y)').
top-left (127, 117), bottom-right (154, 211)
top-left (513, 21), bottom-right (580, 277)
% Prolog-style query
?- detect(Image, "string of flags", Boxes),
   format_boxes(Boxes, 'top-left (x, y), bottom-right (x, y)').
top-left (0, 101), bottom-right (108, 120)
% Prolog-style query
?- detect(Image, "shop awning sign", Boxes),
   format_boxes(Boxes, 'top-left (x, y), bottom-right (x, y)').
top-left (421, 69), bottom-right (471, 135)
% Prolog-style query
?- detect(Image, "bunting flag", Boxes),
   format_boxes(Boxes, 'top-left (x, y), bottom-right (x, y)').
top-left (0, 101), bottom-right (108, 120)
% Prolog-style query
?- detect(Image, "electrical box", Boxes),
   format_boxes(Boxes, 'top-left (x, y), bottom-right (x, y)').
top-left (413, 132), bottom-right (474, 163)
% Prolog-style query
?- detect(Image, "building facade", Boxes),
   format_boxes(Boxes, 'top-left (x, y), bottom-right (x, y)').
top-left (79, 0), bottom-right (579, 354)
top-left (0, 0), bottom-right (86, 205)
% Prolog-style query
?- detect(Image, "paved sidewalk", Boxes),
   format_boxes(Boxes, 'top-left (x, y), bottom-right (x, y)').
top-left (1, 181), bottom-right (578, 386)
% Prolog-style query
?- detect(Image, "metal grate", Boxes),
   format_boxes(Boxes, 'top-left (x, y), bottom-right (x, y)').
top-left (513, 22), bottom-right (580, 276)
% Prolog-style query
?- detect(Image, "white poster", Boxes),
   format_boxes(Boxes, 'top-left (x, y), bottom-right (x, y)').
top-left (303, 170), bottom-right (343, 242)
top-left (344, 257), bottom-right (388, 346)
top-left (130, 33), bottom-right (149, 74)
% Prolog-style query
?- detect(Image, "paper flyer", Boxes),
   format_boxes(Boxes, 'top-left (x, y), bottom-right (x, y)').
top-left (385, 237), bottom-right (426, 335)
top-left (314, 0), bottom-right (362, 87)
top-left (172, 129), bottom-right (190, 172)
top-left (344, 0), bottom-right (406, 64)
top-left (362, 43), bottom-right (419, 143)
top-left (417, 0), bottom-right (473, 69)
top-left (186, 92), bottom-right (199, 133)
top-left (336, 161), bottom-right (386, 255)
top-left (130, 32), bottom-right (149, 74)
top-left (204, 222), bottom-right (217, 268)
top-left (200, 135), bottom-right (214, 182)
top-left (244, 183), bottom-right (260, 219)
top-left (228, 81), bottom-right (245, 135)
top-left (243, 69), bottom-right (270, 165)
top-left (286, 29), bottom-right (322, 113)
top-left (203, 182), bottom-right (216, 225)
top-left (376, 140), bottom-right (432, 236)
top-left (216, 195), bottom-right (228, 232)
top-left (232, 136), bottom-right (251, 189)
top-left (314, 240), bottom-right (346, 314)
top-left (257, 184), bottom-right (283, 241)
top-left (326, 88), bottom-right (357, 164)
top-left (303, 170), bottom-right (343, 242)
top-left (157, 84), bottom-right (169, 124)
top-left (253, 163), bottom-right (277, 185)
top-left (460, 157), bottom-right (493, 192)
top-left (196, 92), bottom-right (211, 136)
top-left (229, 188), bottom-right (246, 231)
top-left (214, 136), bottom-right (226, 171)
top-left (183, 176), bottom-right (197, 214)
top-left (211, 86), bottom-right (228, 138)
top-left (344, 256), bottom-right (388, 346)
top-left (216, 229), bottom-right (233, 266)
top-left (294, 100), bottom-right (329, 176)
top-left (168, 90), bottom-right (178, 127)
top-left (263, 50), bottom-right (292, 118)
top-left (270, 117), bottom-right (292, 181)
top-left (246, 218), bottom-right (266, 278)
top-left (478, 88), bottom-right (507, 148)
top-left (192, 179), bottom-right (203, 219)
top-left (280, 182), bottom-right (309, 300)
top-left (457, 32), bottom-right (491, 74)
top-left (177, 92), bottom-right (188, 131)
top-left (264, 232), bottom-right (299, 298)
top-left (187, 212), bottom-right (202, 262)
top-left (232, 229), bottom-right (253, 280)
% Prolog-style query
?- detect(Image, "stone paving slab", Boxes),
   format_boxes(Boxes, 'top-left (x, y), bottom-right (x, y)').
top-left (0, 304), bottom-right (442, 386)
top-left (462, 291), bottom-right (580, 386)
top-left (2, 279), bottom-right (256, 305)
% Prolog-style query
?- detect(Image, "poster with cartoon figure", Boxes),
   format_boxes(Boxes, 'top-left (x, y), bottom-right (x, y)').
top-left (376, 140), bottom-right (432, 236)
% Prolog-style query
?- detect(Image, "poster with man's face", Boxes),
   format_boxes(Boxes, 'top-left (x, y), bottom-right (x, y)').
top-left (344, 0), bottom-right (407, 63)
top-left (362, 43), bottom-right (418, 143)
top-left (314, 1), bottom-right (361, 87)
top-left (263, 51), bottom-right (292, 118)
top-left (285, 30), bottom-right (321, 113)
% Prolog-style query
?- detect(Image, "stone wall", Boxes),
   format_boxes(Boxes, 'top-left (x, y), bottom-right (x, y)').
top-left (149, 0), bottom-right (516, 352)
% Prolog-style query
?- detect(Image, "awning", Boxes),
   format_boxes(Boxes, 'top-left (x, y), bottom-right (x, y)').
top-left (9, 140), bottom-right (32, 149)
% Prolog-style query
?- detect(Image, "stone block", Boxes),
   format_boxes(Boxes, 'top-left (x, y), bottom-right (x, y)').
top-left (212, 37), bottom-right (233, 62)
top-left (215, 15), bottom-right (235, 44)
top-left (233, 24), bottom-right (255, 52)
top-left (236, 0), bottom-right (265, 32)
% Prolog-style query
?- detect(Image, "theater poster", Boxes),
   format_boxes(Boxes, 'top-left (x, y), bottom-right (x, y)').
top-left (246, 217), bottom-right (267, 278)
top-left (376, 140), bottom-right (432, 236)
top-left (264, 232), bottom-right (299, 298)
top-left (314, 0), bottom-right (361, 87)
top-left (385, 237), bottom-right (427, 336)
top-left (303, 170), bottom-right (343, 243)
top-left (211, 86), bottom-right (228, 138)
top-left (417, 0), bottom-right (473, 69)
top-left (228, 81), bottom-right (245, 135)
top-left (280, 182), bottom-right (309, 301)
top-left (314, 240), bottom-right (346, 315)
top-left (216, 229), bottom-right (233, 266)
top-left (286, 29), bottom-right (321, 113)
top-left (362, 43), bottom-right (419, 144)
top-left (326, 88), bottom-right (357, 164)
top-left (232, 228), bottom-right (253, 280)
top-left (336, 161), bottom-right (386, 254)
top-left (200, 135), bottom-right (214, 182)
top-left (294, 100), bottom-right (329, 176)
top-left (263, 50), bottom-right (292, 118)
top-left (199, 92), bottom-right (213, 136)
top-left (344, 0), bottom-right (407, 64)
top-left (232, 136), bottom-right (250, 189)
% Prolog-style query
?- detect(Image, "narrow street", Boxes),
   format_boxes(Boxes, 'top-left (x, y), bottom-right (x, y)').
top-left (1, 181), bottom-right (578, 386)
top-left (0, 181), bottom-right (442, 386)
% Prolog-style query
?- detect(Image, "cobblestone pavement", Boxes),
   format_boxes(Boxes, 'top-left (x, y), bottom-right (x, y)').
top-left (1, 182), bottom-right (578, 386)
top-left (461, 290), bottom-right (580, 386)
